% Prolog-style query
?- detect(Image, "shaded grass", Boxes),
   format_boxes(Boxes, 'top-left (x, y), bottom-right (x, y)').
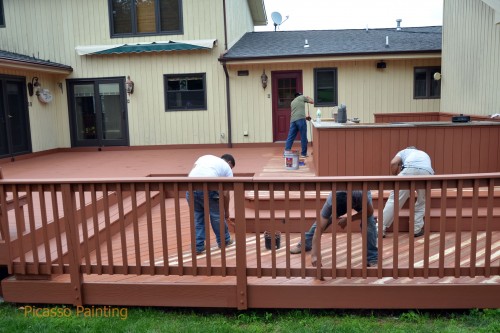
top-left (0, 303), bottom-right (499, 333)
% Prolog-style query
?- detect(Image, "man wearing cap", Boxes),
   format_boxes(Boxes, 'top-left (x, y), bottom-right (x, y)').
top-left (284, 92), bottom-right (314, 158)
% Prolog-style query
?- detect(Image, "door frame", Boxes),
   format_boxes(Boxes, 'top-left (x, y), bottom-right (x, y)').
top-left (271, 70), bottom-right (303, 142)
top-left (67, 77), bottom-right (130, 148)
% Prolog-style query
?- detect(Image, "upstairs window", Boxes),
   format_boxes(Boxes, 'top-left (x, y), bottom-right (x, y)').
top-left (0, 0), bottom-right (5, 28)
top-left (414, 67), bottom-right (441, 99)
top-left (314, 68), bottom-right (338, 107)
top-left (164, 74), bottom-right (206, 111)
top-left (109, 0), bottom-right (182, 37)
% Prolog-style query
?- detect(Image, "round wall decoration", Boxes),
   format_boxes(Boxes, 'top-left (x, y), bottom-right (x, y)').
top-left (38, 89), bottom-right (53, 104)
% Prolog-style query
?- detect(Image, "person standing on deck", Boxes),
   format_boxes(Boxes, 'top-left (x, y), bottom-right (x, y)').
top-left (284, 92), bottom-right (314, 158)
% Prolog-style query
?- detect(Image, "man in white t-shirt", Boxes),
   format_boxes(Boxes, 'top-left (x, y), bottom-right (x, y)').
top-left (382, 147), bottom-right (434, 237)
top-left (187, 154), bottom-right (235, 254)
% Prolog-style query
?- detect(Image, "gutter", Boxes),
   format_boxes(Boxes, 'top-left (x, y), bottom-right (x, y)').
top-left (221, 50), bottom-right (442, 63)
top-left (222, 0), bottom-right (232, 148)
top-left (0, 58), bottom-right (73, 74)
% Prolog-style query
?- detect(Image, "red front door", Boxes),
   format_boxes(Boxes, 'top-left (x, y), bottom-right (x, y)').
top-left (272, 71), bottom-right (303, 141)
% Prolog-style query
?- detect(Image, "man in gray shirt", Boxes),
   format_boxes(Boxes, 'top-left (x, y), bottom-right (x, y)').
top-left (284, 93), bottom-right (314, 158)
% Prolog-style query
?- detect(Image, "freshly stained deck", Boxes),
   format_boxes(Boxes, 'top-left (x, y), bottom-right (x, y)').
top-left (1, 146), bottom-right (500, 308)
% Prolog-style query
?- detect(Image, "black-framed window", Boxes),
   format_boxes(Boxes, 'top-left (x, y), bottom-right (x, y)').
top-left (314, 68), bottom-right (338, 106)
top-left (0, 0), bottom-right (5, 28)
top-left (109, 0), bottom-right (182, 37)
top-left (414, 66), bottom-right (441, 99)
top-left (164, 73), bottom-right (206, 111)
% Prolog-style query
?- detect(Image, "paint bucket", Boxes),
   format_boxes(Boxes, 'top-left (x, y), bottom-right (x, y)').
top-left (284, 150), bottom-right (299, 170)
top-left (264, 231), bottom-right (281, 250)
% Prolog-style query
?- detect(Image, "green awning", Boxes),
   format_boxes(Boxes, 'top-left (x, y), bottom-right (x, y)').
top-left (76, 39), bottom-right (216, 56)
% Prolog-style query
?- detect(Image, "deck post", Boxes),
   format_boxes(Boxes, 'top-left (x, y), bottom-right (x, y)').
top-left (61, 183), bottom-right (84, 306)
top-left (234, 182), bottom-right (248, 310)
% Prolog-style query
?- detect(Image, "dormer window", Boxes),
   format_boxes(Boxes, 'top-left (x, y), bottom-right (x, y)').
top-left (109, 0), bottom-right (183, 37)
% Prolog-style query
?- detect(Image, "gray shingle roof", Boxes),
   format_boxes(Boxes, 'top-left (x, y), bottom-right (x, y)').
top-left (0, 50), bottom-right (73, 71)
top-left (222, 26), bottom-right (441, 61)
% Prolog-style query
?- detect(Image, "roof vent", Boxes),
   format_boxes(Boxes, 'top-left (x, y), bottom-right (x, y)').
top-left (396, 19), bottom-right (402, 31)
top-left (385, 36), bottom-right (389, 47)
top-left (304, 39), bottom-right (309, 48)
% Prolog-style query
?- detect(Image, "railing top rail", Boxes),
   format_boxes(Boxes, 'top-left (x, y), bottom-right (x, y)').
top-left (0, 173), bottom-right (499, 186)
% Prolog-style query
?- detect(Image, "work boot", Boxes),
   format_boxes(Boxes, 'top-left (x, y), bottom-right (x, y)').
top-left (218, 238), bottom-right (234, 249)
top-left (414, 227), bottom-right (424, 238)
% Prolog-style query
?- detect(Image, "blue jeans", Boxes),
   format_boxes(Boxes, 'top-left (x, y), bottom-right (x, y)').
top-left (302, 191), bottom-right (378, 263)
top-left (186, 191), bottom-right (230, 252)
top-left (285, 118), bottom-right (308, 156)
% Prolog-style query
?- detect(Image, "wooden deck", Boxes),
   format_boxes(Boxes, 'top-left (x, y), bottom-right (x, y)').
top-left (1, 146), bottom-right (500, 309)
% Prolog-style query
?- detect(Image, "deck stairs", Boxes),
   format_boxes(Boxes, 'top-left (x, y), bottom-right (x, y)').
top-left (240, 188), bottom-right (500, 233)
top-left (0, 190), bottom-right (160, 267)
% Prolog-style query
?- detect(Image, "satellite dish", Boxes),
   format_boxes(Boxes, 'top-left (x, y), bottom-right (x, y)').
top-left (271, 12), bottom-right (282, 25)
top-left (271, 12), bottom-right (282, 31)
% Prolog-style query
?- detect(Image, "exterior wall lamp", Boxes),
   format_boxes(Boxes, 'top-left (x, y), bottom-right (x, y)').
top-left (260, 70), bottom-right (268, 89)
top-left (125, 76), bottom-right (134, 95)
top-left (27, 77), bottom-right (41, 96)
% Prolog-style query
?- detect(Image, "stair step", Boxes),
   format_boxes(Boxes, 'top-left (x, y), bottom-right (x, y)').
top-left (237, 206), bottom-right (500, 233)
top-left (244, 188), bottom-right (500, 210)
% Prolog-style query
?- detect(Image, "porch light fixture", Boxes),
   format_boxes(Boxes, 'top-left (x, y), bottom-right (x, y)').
top-left (125, 76), bottom-right (134, 95)
top-left (27, 77), bottom-right (41, 96)
top-left (260, 70), bottom-right (268, 90)
top-left (433, 72), bottom-right (442, 81)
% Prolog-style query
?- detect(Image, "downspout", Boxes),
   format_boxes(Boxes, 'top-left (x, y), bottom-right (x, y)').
top-left (222, 0), bottom-right (232, 148)
top-left (222, 62), bottom-right (232, 148)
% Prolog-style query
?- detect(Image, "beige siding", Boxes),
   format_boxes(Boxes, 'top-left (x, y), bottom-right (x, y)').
top-left (441, 0), bottom-right (500, 116)
top-left (227, 57), bottom-right (441, 143)
top-left (225, 0), bottom-right (255, 48)
top-left (0, 0), bottom-right (256, 150)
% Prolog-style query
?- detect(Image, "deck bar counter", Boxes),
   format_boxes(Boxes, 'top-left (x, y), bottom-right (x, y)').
top-left (311, 120), bottom-right (500, 176)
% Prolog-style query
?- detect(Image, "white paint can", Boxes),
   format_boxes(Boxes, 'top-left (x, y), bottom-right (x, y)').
top-left (284, 151), bottom-right (299, 170)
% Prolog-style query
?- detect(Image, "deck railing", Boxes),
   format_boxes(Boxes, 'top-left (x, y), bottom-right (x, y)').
top-left (1, 174), bottom-right (499, 307)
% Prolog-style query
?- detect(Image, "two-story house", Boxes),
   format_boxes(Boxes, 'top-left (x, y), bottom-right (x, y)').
top-left (0, 0), bottom-right (498, 161)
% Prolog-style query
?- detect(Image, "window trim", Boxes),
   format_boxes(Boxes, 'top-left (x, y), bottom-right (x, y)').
top-left (164, 73), bottom-right (207, 112)
top-left (413, 66), bottom-right (441, 99)
top-left (108, 0), bottom-right (183, 38)
top-left (0, 0), bottom-right (5, 28)
top-left (313, 68), bottom-right (338, 107)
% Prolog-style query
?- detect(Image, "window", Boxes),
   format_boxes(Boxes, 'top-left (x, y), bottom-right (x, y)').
top-left (0, 0), bottom-right (5, 28)
top-left (109, 0), bottom-right (182, 37)
top-left (414, 67), bottom-right (441, 99)
top-left (314, 68), bottom-right (338, 106)
top-left (164, 74), bottom-right (206, 111)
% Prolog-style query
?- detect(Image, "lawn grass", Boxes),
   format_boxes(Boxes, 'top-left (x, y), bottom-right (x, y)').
top-left (0, 302), bottom-right (498, 333)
